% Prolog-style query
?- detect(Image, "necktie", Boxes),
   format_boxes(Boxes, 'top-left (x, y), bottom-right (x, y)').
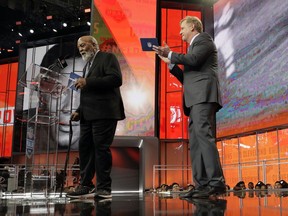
top-left (84, 61), bottom-right (91, 78)
top-left (87, 61), bottom-right (91, 70)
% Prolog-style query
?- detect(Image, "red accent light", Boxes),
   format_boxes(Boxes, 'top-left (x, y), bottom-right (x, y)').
top-left (46, 15), bottom-right (53, 20)
top-left (16, 21), bottom-right (22, 25)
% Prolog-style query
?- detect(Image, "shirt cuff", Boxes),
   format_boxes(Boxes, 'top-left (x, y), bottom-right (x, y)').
top-left (168, 63), bottom-right (175, 70)
top-left (168, 51), bottom-right (172, 60)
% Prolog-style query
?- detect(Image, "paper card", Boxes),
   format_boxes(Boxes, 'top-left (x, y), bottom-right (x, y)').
top-left (68, 72), bottom-right (81, 92)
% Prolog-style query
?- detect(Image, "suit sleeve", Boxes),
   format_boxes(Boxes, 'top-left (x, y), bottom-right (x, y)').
top-left (85, 53), bottom-right (122, 90)
top-left (170, 65), bottom-right (184, 84)
top-left (171, 36), bottom-right (214, 67)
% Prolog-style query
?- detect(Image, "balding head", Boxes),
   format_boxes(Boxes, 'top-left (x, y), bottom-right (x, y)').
top-left (77, 35), bottom-right (99, 62)
top-left (78, 36), bottom-right (98, 47)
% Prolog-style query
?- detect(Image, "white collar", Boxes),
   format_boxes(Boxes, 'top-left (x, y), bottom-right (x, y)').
top-left (89, 50), bottom-right (100, 65)
top-left (189, 33), bottom-right (200, 46)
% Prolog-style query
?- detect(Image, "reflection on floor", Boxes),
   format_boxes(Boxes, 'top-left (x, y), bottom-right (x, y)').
top-left (1, 190), bottom-right (288, 215)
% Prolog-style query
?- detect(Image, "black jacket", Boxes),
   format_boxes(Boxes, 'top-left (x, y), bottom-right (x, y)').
top-left (76, 51), bottom-right (125, 121)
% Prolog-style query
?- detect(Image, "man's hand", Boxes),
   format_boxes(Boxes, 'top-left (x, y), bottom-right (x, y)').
top-left (152, 41), bottom-right (170, 57)
top-left (158, 55), bottom-right (171, 64)
top-left (75, 78), bottom-right (86, 90)
top-left (70, 112), bottom-right (80, 121)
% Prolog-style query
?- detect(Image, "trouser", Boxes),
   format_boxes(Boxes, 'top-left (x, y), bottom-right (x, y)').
top-left (188, 103), bottom-right (225, 188)
top-left (79, 119), bottom-right (118, 192)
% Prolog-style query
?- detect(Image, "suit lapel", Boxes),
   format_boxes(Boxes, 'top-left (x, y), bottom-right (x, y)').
top-left (189, 33), bottom-right (202, 53)
top-left (85, 52), bottom-right (101, 78)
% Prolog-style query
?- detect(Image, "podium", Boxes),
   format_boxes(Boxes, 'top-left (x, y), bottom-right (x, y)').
top-left (18, 63), bottom-right (69, 197)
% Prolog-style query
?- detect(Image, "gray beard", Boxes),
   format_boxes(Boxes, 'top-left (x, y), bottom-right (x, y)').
top-left (82, 51), bottom-right (94, 62)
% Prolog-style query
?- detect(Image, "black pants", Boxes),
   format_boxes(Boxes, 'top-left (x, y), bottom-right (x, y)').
top-left (189, 103), bottom-right (225, 188)
top-left (79, 119), bottom-right (117, 192)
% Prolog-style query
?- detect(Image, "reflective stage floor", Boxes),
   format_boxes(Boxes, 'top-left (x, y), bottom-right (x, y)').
top-left (1, 190), bottom-right (288, 215)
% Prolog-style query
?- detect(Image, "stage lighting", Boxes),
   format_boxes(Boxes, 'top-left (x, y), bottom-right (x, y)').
top-left (29, 29), bottom-right (34, 34)
top-left (84, 8), bottom-right (91, 13)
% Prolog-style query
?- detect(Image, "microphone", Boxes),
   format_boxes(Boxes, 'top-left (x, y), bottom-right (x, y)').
top-left (47, 56), bottom-right (68, 70)
top-left (57, 56), bottom-right (68, 69)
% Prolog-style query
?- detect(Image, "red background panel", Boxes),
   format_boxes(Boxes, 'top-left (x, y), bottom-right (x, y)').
top-left (0, 62), bottom-right (17, 157)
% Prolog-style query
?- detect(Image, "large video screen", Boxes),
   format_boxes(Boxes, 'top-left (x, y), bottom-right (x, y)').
top-left (22, 41), bottom-right (85, 151)
top-left (214, 0), bottom-right (288, 137)
top-left (0, 63), bottom-right (17, 157)
top-left (15, 0), bottom-right (157, 153)
top-left (92, 0), bottom-right (156, 137)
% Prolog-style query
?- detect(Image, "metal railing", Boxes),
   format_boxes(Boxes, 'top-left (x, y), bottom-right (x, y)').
top-left (152, 158), bottom-right (288, 189)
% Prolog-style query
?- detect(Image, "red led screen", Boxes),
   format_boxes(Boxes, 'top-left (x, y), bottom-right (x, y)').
top-left (93, 0), bottom-right (157, 136)
top-left (0, 63), bottom-right (18, 157)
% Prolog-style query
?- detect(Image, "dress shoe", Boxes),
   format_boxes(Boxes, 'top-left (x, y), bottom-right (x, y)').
top-left (179, 188), bottom-right (196, 198)
top-left (191, 186), bottom-right (226, 198)
top-left (179, 186), bottom-right (207, 198)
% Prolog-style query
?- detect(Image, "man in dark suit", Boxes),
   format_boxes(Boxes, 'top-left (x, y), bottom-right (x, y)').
top-left (67, 35), bottom-right (125, 199)
top-left (153, 16), bottom-right (225, 198)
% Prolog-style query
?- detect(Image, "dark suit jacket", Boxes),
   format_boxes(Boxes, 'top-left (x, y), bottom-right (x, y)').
top-left (76, 51), bottom-right (125, 121)
top-left (169, 32), bottom-right (222, 116)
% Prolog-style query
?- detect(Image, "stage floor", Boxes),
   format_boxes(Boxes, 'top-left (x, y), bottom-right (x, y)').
top-left (1, 190), bottom-right (288, 215)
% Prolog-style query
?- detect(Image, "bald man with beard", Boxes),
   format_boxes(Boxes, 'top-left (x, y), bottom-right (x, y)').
top-left (67, 35), bottom-right (125, 199)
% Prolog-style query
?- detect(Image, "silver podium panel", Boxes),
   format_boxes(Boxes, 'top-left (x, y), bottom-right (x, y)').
top-left (111, 136), bottom-right (159, 193)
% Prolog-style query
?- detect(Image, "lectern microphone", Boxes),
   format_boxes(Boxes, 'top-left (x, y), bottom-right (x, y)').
top-left (48, 56), bottom-right (68, 70)
top-left (57, 56), bottom-right (68, 69)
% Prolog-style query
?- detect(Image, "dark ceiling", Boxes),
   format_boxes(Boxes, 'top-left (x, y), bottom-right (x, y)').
top-left (0, 0), bottom-right (91, 60)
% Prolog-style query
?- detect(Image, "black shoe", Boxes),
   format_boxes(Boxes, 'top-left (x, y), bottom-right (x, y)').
top-left (191, 186), bottom-right (226, 198)
top-left (95, 189), bottom-right (112, 199)
top-left (66, 185), bottom-right (96, 199)
top-left (179, 188), bottom-right (196, 198)
top-left (179, 185), bottom-right (207, 199)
